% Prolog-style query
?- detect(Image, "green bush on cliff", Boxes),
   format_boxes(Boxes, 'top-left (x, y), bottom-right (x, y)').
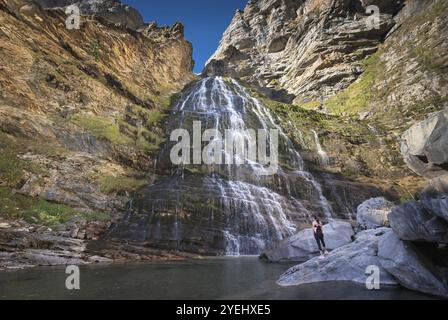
top-left (0, 133), bottom-right (48, 187)
top-left (70, 114), bottom-right (135, 146)
top-left (98, 175), bottom-right (148, 194)
top-left (325, 53), bottom-right (384, 115)
top-left (0, 187), bottom-right (109, 227)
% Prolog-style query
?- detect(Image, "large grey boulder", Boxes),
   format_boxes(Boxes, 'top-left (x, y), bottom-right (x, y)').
top-left (401, 108), bottom-right (448, 179)
top-left (277, 228), bottom-right (398, 287)
top-left (357, 197), bottom-right (395, 229)
top-left (261, 220), bottom-right (354, 262)
top-left (421, 193), bottom-right (448, 223)
top-left (378, 231), bottom-right (448, 298)
top-left (389, 199), bottom-right (448, 244)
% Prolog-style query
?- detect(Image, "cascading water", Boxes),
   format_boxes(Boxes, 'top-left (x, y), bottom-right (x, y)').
top-left (312, 130), bottom-right (330, 167)
top-left (105, 77), bottom-right (334, 256)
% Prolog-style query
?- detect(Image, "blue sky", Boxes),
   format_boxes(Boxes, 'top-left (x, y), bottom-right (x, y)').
top-left (122, 0), bottom-right (247, 73)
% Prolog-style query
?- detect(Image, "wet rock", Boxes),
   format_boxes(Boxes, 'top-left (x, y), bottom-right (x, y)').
top-left (378, 231), bottom-right (448, 298)
top-left (22, 249), bottom-right (87, 266)
top-left (261, 220), bottom-right (354, 262)
top-left (277, 228), bottom-right (397, 287)
top-left (389, 198), bottom-right (448, 244)
top-left (357, 197), bottom-right (395, 230)
top-left (0, 218), bottom-right (111, 270)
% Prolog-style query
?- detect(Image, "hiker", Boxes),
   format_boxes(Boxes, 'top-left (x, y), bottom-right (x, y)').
top-left (313, 216), bottom-right (329, 259)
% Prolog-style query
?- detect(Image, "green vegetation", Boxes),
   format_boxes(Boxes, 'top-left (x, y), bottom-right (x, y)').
top-left (295, 99), bottom-right (322, 111)
top-left (125, 104), bottom-right (167, 128)
top-left (0, 187), bottom-right (109, 227)
top-left (98, 175), bottom-right (148, 194)
top-left (89, 39), bottom-right (102, 62)
top-left (0, 133), bottom-right (49, 187)
top-left (70, 114), bottom-right (135, 146)
top-left (325, 53), bottom-right (384, 115)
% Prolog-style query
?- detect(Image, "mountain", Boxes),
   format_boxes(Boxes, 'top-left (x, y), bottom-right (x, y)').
top-left (33, 0), bottom-right (145, 29)
top-left (0, 0), bottom-right (446, 279)
top-left (204, 0), bottom-right (447, 129)
top-left (0, 0), bottom-right (194, 214)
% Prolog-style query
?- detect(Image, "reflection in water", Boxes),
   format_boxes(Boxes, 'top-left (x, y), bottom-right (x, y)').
top-left (0, 258), bottom-right (435, 300)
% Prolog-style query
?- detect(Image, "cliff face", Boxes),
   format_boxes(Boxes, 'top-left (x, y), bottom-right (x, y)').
top-left (204, 0), bottom-right (447, 199)
top-left (0, 0), bottom-right (194, 218)
top-left (204, 0), bottom-right (400, 103)
top-left (205, 0), bottom-right (447, 126)
top-left (33, 0), bottom-right (145, 29)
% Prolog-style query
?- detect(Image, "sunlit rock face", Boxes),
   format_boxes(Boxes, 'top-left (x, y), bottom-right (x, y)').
top-left (33, 0), bottom-right (145, 29)
top-left (104, 77), bottom-right (382, 255)
top-left (204, 0), bottom-right (398, 103)
top-left (0, 0), bottom-right (194, 211)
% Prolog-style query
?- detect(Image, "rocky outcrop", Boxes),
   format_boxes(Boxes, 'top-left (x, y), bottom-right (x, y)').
top-left (389, 195), bottom-right (448, 244)
top-left (0, 217), bottom-right (199, 270)
top-left (260, 220), bottom-right (354, 262)
top-left (0, 0), bottom-right (194, 213)
top-left (0, 218), bottom-right (111, 269)
top-left (33, 0), bottom-right (145, 29)
top-left (401, 109), bottom-right (448, 180)
top-left (357, 197), bottom-right (395, 229)
top-left (378, 231), bottom-right (448, 298)
top-left (277, 228), bottom-right (398, 286)
top-left (204, 0), bottom-right (397, 103)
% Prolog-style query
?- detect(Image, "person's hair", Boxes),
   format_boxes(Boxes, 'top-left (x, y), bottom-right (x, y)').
top-left (314, 216), bottom-right (320, 223)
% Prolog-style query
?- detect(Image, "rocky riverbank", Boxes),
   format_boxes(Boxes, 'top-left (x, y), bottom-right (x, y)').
top-left (272, 110), bottom-right (448, 298)
top-left (0, 216), bottom-right (201, 271)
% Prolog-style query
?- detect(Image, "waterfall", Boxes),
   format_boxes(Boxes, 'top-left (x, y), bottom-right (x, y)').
top-left (312, 130), bottom-right (330, 167)
top-left (107, 77), bottom-right (334, 256)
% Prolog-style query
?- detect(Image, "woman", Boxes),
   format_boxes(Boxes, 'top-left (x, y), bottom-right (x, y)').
top-left (312, 216), bottom-right (329, 259)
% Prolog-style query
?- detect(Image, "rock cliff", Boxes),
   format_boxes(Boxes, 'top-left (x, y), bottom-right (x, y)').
top-left (204, 0), bottom-right (399, 103)
top-left (0, 0), bottom-right (194, 218)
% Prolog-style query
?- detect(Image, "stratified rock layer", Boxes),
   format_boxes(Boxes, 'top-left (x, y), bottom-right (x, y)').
top-left (205, 0), bottom-right (397, 102)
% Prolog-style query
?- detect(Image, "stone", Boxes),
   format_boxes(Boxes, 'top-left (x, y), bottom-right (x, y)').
top-left (421, 193), bottom-right (448, 223)
top-left (261, 220), bottom-right (354, 262)
top-left (389, 199), bottom-right (448, 244)
top-left (357, 197), bottom-right (395, 229)
top-left (401, 108), bottom-right (448, 179)
top-left (378, 231), bottom-right (448, 298)
top-left (277, 228), bottom-right (398, 287)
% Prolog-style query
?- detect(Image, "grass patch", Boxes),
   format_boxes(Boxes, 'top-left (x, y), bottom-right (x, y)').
top-left (325, 53), bottom-right (384, 115)
top-left (0, 187), bottom-right (109, 227)
top-left (70, 114), bottom-right (134, 146)
top-left (98, 175), bottom-right (148, 194)
top-left (0, 133), bottom-right (49, 187)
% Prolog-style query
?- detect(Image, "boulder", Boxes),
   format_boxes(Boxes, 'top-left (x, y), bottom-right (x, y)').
top-left (260, 220), bottom-right (354, 262)
top-left (277, 228), bottom-right (397, 287)
top-left (389, 200), bottom-right (448, 244)
top-left (401, 108), bottom-right (448, 179)
top-left (421, 193), bottom-right (448, 223)
top-left (378, 231), bottom-right (448, 298)
top-left (428, 174), bottom-right (448, 194)
top-left (357, 197), bottom-right (395, 229)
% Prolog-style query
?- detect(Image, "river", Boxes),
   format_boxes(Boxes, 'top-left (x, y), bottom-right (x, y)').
top-left (0, 257), bottom-right (435, 300)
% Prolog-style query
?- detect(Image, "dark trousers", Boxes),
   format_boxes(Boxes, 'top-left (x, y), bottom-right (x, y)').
top-left (314, 232), bottom-right (326, 251)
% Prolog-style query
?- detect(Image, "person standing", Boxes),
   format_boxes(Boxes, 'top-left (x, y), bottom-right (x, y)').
top-left (313, 217), bottom-right (329, 259)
